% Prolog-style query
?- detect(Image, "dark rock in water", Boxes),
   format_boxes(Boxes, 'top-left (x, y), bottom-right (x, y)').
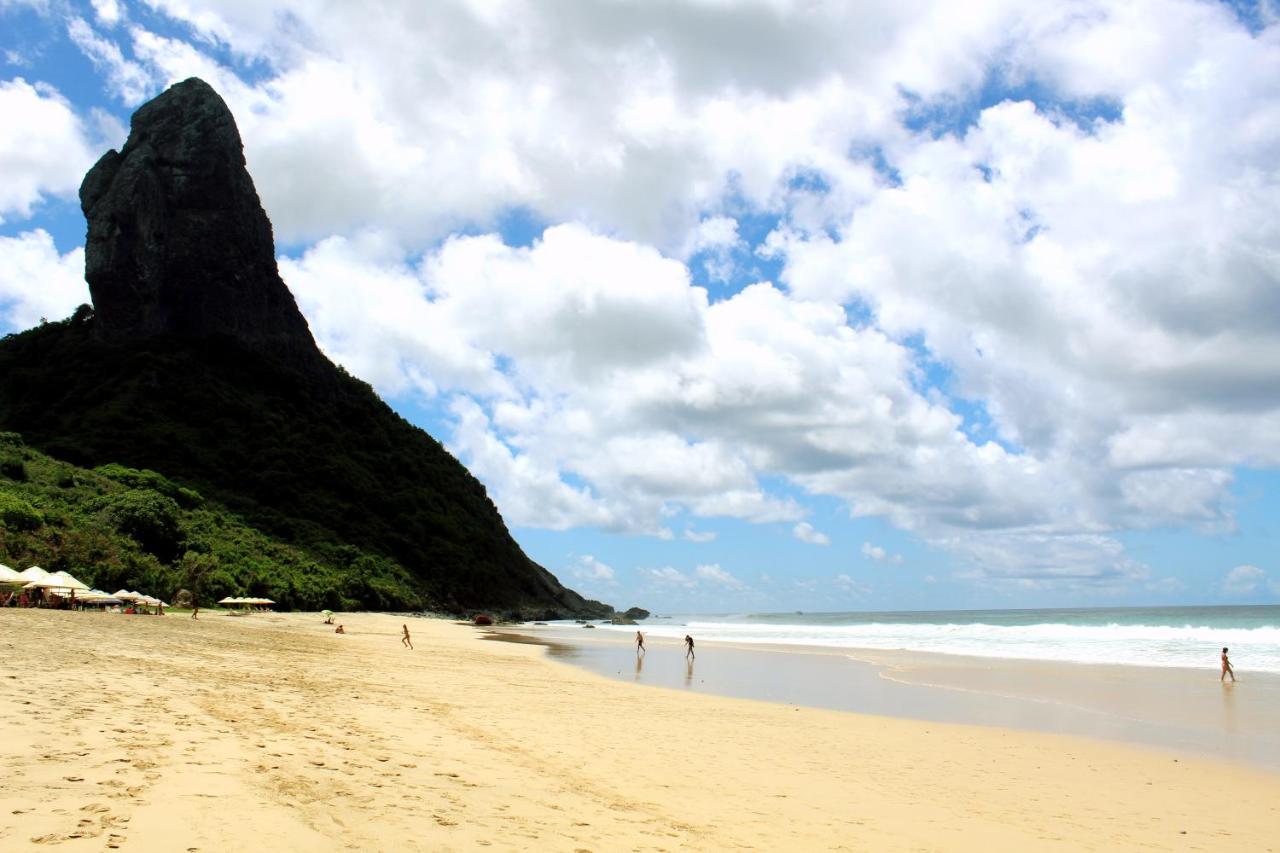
top-left (610, 616), bottom-right (637, 625)
top-left (582, 624), bottom-right (596, 629)
top-left (623, 606), bottom-right (650, 620)
top-left (80, 78), bottom-right (317, 366)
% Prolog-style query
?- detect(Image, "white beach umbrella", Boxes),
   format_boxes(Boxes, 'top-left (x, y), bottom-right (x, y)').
top-left (47, 571), bottom-right (89, 592)
top-left (18, 566), bottom-right (52, 584)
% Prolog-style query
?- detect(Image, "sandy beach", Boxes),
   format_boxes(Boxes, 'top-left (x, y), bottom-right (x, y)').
top-left (2, 610), bottom-right (1278, 852)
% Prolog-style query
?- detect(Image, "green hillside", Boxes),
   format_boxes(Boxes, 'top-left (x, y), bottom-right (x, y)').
top-left (0, 430), bottom-right (417, 610)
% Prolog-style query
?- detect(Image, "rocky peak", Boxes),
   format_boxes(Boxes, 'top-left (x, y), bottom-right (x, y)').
top-left (80, 78), bottom-right (318, 362)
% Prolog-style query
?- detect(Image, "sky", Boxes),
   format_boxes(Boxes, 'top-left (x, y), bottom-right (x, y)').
top-left (2, 0), bottom-right (1279, 614)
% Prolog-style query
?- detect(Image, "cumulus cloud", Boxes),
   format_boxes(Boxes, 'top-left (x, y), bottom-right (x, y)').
top-left (572, 555), bottom-right (616, 584)
top-left (0, 78), bottom-right (97, 222)
top-left (793, 522), bottom-right (829, 545)
top-left (860, 542), bottom-right (902, 564)
top-left (1221, 564), bottom-right (1267, 595)
top-left (90, 0), bottom-right (122, 26)
top-left (644, 566), bottom-right (697, 589)
top-left (0, 230), bottom-right (87, 329)
top-left (834, 573), bottom-right (869, 594)
top-left (694, 563), bottom-right (745, 589)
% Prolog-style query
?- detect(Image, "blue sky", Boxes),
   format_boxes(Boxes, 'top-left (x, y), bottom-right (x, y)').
top-left (2, 0), bottom-right (1279, 613)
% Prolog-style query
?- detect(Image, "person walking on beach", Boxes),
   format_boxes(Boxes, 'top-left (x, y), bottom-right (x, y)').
top-left (402, 624), bottom-right (413, 650)
top-left (684, 634), bottom-right (695, 660)
top-left (635, 630), bottom-right (645, 656)
top-left (1221, 647), bottom-right (1236, 682)
top-left (191, 603), bottom-right (199, 620)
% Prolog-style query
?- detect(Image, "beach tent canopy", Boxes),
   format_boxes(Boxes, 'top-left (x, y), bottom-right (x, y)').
top-left (47, 571), bottom-right (89, 591)
top-left (80, 589), bottom-right (123, 605)
top-left (0, 564), bottom-right (22, 585)
top-left (18, 566), bottom-right (52, 584)
top-left (23, 577), bottom-right (81, 591)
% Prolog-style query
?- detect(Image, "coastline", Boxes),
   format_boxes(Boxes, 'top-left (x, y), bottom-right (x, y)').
top-left (4, 609), bottom-right (1279, 851)
top-left (501, 624), bottom-right (1280, 772)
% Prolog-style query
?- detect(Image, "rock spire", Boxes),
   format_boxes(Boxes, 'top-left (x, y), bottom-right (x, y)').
top-left (79, 78), bottom-right (317, 361)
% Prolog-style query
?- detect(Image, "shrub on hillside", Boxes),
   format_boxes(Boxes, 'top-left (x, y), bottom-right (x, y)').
top-left (95, 464), bottom-right (178, 497)
top-left (101, 488), bottom-right (184, 562)
top-left (0, 456), bottom-right (27, 481)
top-left (0, 492), bottom-right (43, 531)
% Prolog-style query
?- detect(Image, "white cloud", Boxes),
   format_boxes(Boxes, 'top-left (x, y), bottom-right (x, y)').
top-left (1221, 564), bottom-right (1267, 595)
top-left (644, 566), bottom-right (697, 589)
top-left (834, 573), bottom-right (869, 594)
top-left (572, 555), bottom-right (616, 584)
top-left (67, 18), bottom-right (154, 105)
top-left (0, 78), bottom-right (97, 222)
top-left (860, 541), bottom-right (902, 564)
top-left (0, 230), bottom-right (87, 329)
top-left (694, 563), bottom-right (745, 589)
top-left (90, 0), bottom-right (122, 26)
top-left (792, 522), bottom-right (829, 545)
top-left (685, 215), bottom-right (743, 283)
top-left (683, 528), bottom-right (717, 543)
top-left (445, 397), bottom-right (620, 533)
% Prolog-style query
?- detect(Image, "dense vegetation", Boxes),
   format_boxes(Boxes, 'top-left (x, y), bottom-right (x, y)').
top-left (0, 432), bottom-right (418, 609)
top-left (0, 312), bottom-right (610, 617)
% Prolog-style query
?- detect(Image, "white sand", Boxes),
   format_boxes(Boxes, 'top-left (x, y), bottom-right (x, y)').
top-left (2, 609), bottom-right (1277, 851)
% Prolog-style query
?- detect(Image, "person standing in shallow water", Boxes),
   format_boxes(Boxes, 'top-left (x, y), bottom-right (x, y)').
top-left (1221, 647), bottom-right (1235, 682)
top-left (684, 634), bottom-right (695, 660)
top-left (402, 624), bottom-right (413, 650)
top-left (635, 631), bottom-right (645, 656)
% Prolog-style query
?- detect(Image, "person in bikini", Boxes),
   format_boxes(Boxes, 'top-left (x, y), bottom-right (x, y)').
top-left (402, 624), bottom-right (413, 649)
top-left (1221, 647), bottom-right (1235, 682)
top-left (684, 634), bottom-right (695, 660)
top-left (635, 631), bottom-right (645, 656)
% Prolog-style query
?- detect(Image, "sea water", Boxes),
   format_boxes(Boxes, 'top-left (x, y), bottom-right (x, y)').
top-left (589, 605), bottom-right (1280, 673)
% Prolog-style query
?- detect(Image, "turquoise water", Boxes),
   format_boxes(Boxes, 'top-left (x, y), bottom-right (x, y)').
top-left (585, 605), bottom-right (1280, 672)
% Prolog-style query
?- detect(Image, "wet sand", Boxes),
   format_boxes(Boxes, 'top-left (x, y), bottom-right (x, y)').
top-left (501, 624), bottom-right (1280, 771)
top-left (3, 609), bottom-right (1279, 852)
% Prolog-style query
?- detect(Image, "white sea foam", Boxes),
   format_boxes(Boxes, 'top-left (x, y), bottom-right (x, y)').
top-left (598, 620), bottom-right (1280, 673)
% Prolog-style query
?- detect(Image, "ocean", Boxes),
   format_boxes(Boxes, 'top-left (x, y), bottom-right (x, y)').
top-left (585, 605), bottom-right (1280, 674)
